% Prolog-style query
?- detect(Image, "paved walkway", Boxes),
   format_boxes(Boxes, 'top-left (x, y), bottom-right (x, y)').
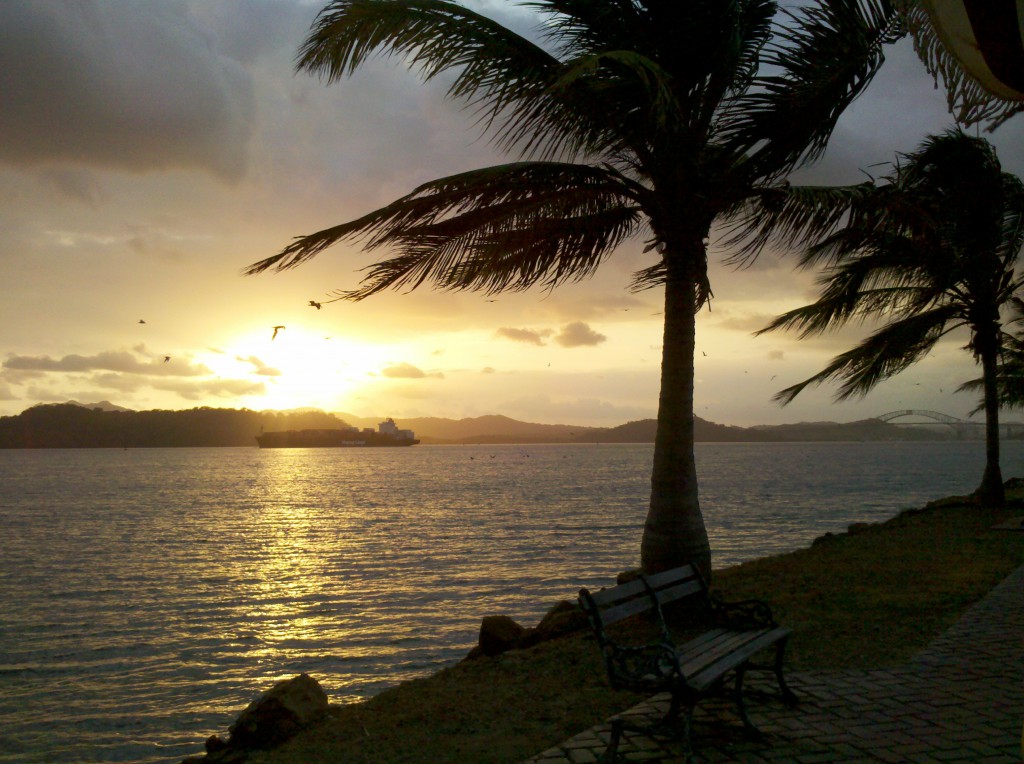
top-left (524, 564), bottom-right (1024, 763)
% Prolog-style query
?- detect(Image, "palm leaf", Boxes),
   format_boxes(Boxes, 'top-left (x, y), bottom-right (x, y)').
top-left (772, 304), bottom-right (960, 405)
top-left (725, 0), bottom-right (901, 179)
top-left (244, 161), bottom-right (644, 297)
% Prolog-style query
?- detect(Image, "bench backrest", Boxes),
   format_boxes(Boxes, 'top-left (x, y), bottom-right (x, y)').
top-left (578, 563), bottom-right (708, 630)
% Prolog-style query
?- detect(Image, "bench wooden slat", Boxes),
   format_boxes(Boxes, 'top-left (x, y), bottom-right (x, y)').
top-left (688, 627), bottom-right (792, 691)
top-left (598, 595), bottom-right (661, 626)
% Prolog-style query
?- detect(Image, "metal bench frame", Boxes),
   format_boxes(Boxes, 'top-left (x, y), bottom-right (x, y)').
top-left (578, 563), bottom-right (798, 761)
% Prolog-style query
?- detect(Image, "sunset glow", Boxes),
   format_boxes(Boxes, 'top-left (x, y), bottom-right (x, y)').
top-left (1, 2), bottom-right (1022, 427)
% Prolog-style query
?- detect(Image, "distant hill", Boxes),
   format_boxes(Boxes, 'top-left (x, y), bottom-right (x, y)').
top-left (0, 403), bottom-right (1001, 449)
top-left (0, 404), bottom-right (353, 448)
top-left (67, 400), bottom-right (134, 412)
top-left (338, 413), bottom-right (965, 444)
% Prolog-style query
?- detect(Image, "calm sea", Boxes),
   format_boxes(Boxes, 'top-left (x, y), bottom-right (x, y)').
top-left (1, 441), bottom-right (1021, 762)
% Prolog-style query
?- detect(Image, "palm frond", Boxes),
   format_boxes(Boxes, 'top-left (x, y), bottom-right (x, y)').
top-left (772, 304), bottom-right (959, 405)
top-left (724, 0), bottom-right (901, 179)
top-left (297, 0), bottom-right (616, 161)
top-left (245, 161), bottom-right (644, 297)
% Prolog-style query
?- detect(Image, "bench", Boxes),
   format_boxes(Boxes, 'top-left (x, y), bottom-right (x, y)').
top-left (578, 563), bottom-right (797, 761)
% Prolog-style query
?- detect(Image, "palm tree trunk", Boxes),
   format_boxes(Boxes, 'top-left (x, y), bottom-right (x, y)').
top-left (975, 342), bottom-right (1005, 507)
top-left (640, 258), bottom-right (711, 578)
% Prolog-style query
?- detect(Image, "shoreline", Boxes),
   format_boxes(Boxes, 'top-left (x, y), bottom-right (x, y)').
top-left (187, 482), bottom-right (1024, 764)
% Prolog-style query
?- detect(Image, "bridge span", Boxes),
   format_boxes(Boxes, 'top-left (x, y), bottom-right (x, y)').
top-left (877, 410), bottom-right (1024, 437)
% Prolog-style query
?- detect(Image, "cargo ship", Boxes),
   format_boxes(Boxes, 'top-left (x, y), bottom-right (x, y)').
top-left (255, 418), bottom-right (419, 448)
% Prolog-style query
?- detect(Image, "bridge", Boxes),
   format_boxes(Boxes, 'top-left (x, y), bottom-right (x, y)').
top-left (877, 410), bottom-right (1024, 438)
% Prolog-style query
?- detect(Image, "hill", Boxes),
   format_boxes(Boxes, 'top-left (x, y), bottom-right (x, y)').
top-left (0, 403), bottom-right (998, 449)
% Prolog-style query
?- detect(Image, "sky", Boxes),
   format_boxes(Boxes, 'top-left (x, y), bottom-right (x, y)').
top-left (2, 1), bottom-right (1023, 429)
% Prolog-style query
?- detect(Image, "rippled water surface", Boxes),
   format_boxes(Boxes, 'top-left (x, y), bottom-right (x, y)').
top-left (1, 441), bottom-right (1020, 762)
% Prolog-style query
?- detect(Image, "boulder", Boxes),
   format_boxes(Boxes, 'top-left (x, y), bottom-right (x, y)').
top-left (535, 600), bottom-right (588, 639)
top-left (477, 615), bottom-right (526, 656)
top-left (226, 673), bottom-right (328, 751)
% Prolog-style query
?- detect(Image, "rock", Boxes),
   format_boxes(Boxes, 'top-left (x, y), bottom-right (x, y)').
top-left (205, 735), bottom-right (228, 754)
top-left (535, 600), bottom-right (588, 639)
top-left (926, 494), bottom-right (976, 509)
top-left (616, 568), bottom-right (642, 585)
top-left (227, 673), bottom-right (328, 751)
top-left (477, 615), bottom-right (525, 656)
top-left (846, 522), bottom-right (873, 535)
top-left (811, 531), bottom-right (835, 547)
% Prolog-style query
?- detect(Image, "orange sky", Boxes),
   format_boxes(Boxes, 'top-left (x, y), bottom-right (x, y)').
top-left (1, 1), bottom-right (1022, 427)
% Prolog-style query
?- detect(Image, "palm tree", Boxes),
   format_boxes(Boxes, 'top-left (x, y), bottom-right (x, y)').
top-left (754, 130), bottom-right (1024, 507)
top-left (246, 0), bottom-right (901, 576)
top-left (959, 296), bottom-right (1024, 410)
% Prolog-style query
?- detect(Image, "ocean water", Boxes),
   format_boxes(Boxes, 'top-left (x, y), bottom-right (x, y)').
top-left (0, 441), bottom-right (1020, 763)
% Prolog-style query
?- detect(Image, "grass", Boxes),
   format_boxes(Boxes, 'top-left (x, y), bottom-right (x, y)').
top-left (244, 488), bottom-right (1024, 764)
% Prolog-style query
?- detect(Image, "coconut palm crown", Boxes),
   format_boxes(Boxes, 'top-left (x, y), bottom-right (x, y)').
top-left (754, 130), bottom-right (1024, 507)
top-left (246, 0), bottom-right (902, 575)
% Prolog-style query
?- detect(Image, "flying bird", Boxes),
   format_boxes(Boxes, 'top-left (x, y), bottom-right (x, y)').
top-left (163, 356), bottom-right (170, 363)
top-left (309, 300), bottom-right (322, 310)
top-left (271, 326), bottom-right (285, 340)
top-left (138, 319), bottom-right (146, 324)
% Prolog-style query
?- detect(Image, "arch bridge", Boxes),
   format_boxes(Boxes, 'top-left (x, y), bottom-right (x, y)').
top-left (876, 410), bottom-right (1024, 438)
top-left (877, 409), bottom-right (967, 425)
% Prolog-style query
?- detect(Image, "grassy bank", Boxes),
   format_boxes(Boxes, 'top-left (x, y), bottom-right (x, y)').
top-left (243, 489), bottom-right (1023, 764)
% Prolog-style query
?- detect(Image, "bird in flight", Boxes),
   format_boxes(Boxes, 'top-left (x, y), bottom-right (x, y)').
top-left (271, 326), bottom-right (285, 340)
top-left (163, 356), bottom-right (170, 363)
top-left (309, 300), bottom-right (322, 310)
top-left (138, 319), bottom-right (146, 324)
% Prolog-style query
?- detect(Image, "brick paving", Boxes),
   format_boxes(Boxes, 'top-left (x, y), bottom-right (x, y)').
top-left (523, 564), bottom-right (1024, 763)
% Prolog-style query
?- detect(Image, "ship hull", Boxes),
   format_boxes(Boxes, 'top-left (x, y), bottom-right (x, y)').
top-left (255, 429), bottom-right (419, 448)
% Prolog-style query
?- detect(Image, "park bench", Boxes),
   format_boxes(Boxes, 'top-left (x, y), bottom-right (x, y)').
top-left (578, 563), bottom-right (798, 761)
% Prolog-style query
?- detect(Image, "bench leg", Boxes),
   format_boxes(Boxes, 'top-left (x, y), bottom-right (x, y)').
top-left (774, 636), bottom-right (799, 707)
top-left (734, 663), bottom-right (760, 734)
top-left (598, 718), bottom-right (625, 764)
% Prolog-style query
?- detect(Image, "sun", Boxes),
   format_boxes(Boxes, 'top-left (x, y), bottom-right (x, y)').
top-left (198, 326), bottom-right (392, 412)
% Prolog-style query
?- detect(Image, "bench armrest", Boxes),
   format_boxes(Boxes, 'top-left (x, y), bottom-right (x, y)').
top-left (600, 641), bottom-right (682, 692)
top-left (708, 592), bottom-right (777, 629)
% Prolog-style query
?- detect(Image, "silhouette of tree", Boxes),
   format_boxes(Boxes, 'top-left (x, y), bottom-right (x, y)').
top-left (246, 0), bottom-right (900, 575)
top-left (959, 296), bottom-right (1024, 411)
top-left (756, 131), bottom-right (1024, 507)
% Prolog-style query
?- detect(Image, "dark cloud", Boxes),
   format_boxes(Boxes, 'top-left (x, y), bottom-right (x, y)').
top-left (554, 321), bottom-right (606, 348)
top-left (0, 1), bottom-right (254, 180)
top-left (37, 168), bottom-right (106, 207)
top-left (495, 327), bottom-right (553, 345)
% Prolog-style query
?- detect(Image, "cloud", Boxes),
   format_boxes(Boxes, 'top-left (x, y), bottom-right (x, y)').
top-left (37, 168), bottom-right (106, 207)
top-left (555, 321), bottom-right (606, 347)
top-left (4, 350), bottom-right (211, 376)
top-left (151, 378), bottom-right (267, 400)
top-left (495, 327), bottom-right (554, 345)
top-left (381, 363), bottom-right (444, 379)
top-left (0, 1), bottom-right (254, 180)
top-left (500, 393), bottom-right (653, 424)
top-left (236, 355), bottom-right (281, 376)
top-left (481, 366), bottom-right (496, 374)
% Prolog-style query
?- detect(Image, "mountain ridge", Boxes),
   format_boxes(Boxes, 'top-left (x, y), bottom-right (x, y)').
top-left (0, 402), bottom-right (1003, 448)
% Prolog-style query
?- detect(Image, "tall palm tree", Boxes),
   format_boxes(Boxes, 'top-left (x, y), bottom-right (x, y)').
top-left (959, 296), bottom-right (1024, 410)
top-left (246, 0), bottom-right (901, 576)
top-left (754, 131), bottom-right (1024, 507)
